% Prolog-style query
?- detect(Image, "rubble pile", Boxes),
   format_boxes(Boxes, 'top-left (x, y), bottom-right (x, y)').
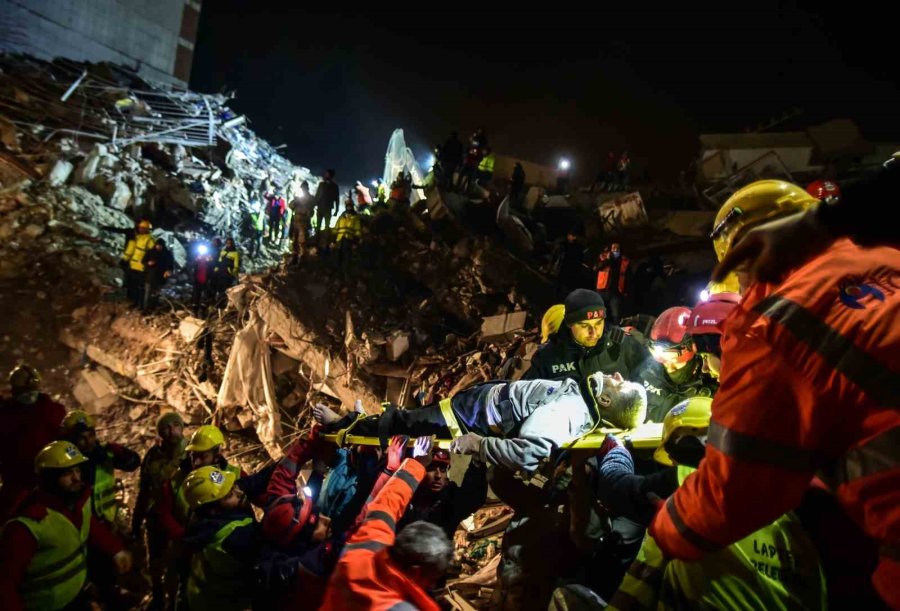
top-left (0, 54), bottom-right (312, 282)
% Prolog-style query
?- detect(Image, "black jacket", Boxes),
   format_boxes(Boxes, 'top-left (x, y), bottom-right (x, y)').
top-left (523, 324), bottom-right (650, 384)
top-left (633, 356), bottom-right (717, 423)
top-left (396, 459), bottom-right (488, 538)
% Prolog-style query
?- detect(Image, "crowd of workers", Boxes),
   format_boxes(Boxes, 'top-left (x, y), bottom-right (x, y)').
top-left (0, 152), bottom-right (897, 611)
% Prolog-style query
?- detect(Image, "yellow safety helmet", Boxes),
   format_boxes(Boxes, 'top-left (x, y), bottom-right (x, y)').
top-left (710, 180), bottom-right (818, 261)
top-left (186, 425), bottom-right (225, 453)
top-left (62, 410), bottom-right (96, 433)
top-left (654, 397), bottom-right (713, 466)
top-left (182, 466), bottom-right (237, 509)
top-left (137, 219), bottom-right (152, 230)
top-left (9, 364), bottom-right (41, 392)
top-left (540, 304), bottom-right (565, 343)
top-left (35, 441), bottom-right (88, 472)
top-left (704, 271), bottom-right (741, 297)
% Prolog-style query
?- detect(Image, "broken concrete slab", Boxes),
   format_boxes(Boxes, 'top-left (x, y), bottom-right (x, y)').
top-left (178, 316), bottom-right (206, 344)
top-left (480, 311), bottom-right (527, 342)
top-left (386, 332), bottom-right (410, 362)
top-left (271, 350), bottom-right (300, 376)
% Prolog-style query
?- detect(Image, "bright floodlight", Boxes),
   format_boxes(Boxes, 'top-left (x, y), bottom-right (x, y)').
top-left (700, 289), bottom-right (710, 302)
top-left (371, 179), bottom-right (378, 187)
top-left (197, 244), bottom-right (209, 256)
top-left (559, 159), bottom-right (571, 171)
top-left (302, 486), bottom-right (313, 498)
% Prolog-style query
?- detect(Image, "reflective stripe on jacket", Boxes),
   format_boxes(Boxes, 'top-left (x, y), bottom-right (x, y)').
top-left (649, 239), bottom-right (900, 608)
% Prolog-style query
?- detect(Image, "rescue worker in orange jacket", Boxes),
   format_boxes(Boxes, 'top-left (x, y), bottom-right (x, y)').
top-left (594, 243), bottom-right (630, 324)
top-left (648, 179), bottom-right (900, 608)
top-left (321, 436), bottom-right (453, 611)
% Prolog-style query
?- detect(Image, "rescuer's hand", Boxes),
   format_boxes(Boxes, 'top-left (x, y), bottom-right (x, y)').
top-left (386, 434), bottom-right (409, 472)
top-left (450, 432), bottom-right (483, 456)
top-left (411, 436), bottom-right (434, 467)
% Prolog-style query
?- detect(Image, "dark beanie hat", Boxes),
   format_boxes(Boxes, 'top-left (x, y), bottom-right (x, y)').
top-left (564, 289), bottom-right (606, 325)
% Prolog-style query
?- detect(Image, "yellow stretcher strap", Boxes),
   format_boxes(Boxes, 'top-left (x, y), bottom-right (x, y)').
top-left (438, 398), bottom-right (463, 439)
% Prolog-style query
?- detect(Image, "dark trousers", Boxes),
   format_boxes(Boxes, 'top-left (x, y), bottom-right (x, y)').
top-left (315, 207), bottom-right (332, 233)
top-left (125, 269), bottom-right (145, 307)
top-left (192, 281), bottom-right (209, 311)
top-left (600, 291), bottom-right (624, 325)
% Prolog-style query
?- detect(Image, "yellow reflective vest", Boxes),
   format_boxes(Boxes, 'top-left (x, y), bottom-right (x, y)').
top-left (186, 517), bottom-right (255, 611)
top-left (122, 233), bottom-right (155, 271)
top-left (218, 249), bottom-right (240, 278)
top-left (334, 211), bottom-right (362, 243)
top-left (478, 153), bottom-right (496, 173)
top-left (8, 500), bottom-right (92, 610)
top-left (608, 465), bottom-right (826, 610)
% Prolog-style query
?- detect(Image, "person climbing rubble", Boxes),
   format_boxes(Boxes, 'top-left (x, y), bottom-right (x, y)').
top-left (121, 219), bottom-right (155, 308)
top-left (594, 243), bottom-right (630, 324)
top-left (191, 241), bottom-right (216, 312)
top-left (289, 180), bottom-right (313, 264)
top-left (334, 198), bottom-right (362, 277)
top-left (142, 239), bottom-right (174, 312)
top-left (0, 441), bottom-right (132, 611)
top-left (633, 306), bottom-right (717, 423)
top-left (315, 169), bottom-right (341, 236)
top-left (320, 436), bottom-right (453, 611)
top-left (0, 364), bottom-right (66, 522)
top-left (265, 191), bottom-right (287, 246)
top-left (132, 412), bottom-right (187, 611)
top-left (314, 372), bottom-right (647, 474)
top-left (213, 237), bottom-right (240, 302)
top-left (648, 179), bottom-right (900, 609)
top-left (524, 289), bottom-right (649, 385)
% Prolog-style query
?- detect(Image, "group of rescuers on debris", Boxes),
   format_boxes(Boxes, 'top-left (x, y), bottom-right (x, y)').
top-left (0, 165), bottom-right (899, 610)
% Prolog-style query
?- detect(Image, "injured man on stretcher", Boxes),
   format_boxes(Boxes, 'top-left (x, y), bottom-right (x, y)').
top-left (313, 373), bottom-right (647, 473)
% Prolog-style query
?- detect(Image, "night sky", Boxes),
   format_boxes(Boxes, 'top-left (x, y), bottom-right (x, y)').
top-left (191, 4), bottom-right (898, 185)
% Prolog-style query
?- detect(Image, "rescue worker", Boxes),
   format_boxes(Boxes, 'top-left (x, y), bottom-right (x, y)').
top-left (712, 152), bottom-right (899, 285)
top-left (314, 371), bottom-right (647, 473)
top-left (214, 237), bottom-right (240, 301)
top-left (594, 243), bottom-right (630, 324)
top-left (132, 412), bottom-right (187, 610)
top-left (362, 436), bottom-right (488, 539)
top-left (634, 306), bottom-right (717, 423)
top-left (265, 191), bottom-right (286, 246)
top-left (334, 199), bottom-right (362, 277)
top-left (315, 169), bottom-right (340, 235)
top-left (574, 398), bottom-right (827, 610)
top-left (191, 242), bottom-right (215, 312)
top-left (540, 303), bottom-right (565, 343)
top-left (0, 364), bottom-right (66, 521)
top-left (154, 425), bottom-right (243, 542)
top-left (181, 466), bottom-right (260, 611)
top-left (142, 239), bottom-right (174, 312)
top-left (685, 291), bottom-right (742, 379)
top-left (121, 219), bottom-right (155, 308)
top-left (321, 436), bottom-right (453, 611)
top-left (61, 410), bottom-right (140, 526)
top-left (248, 200), bottom-right (265, 258)
top-left (648, 179), bottom-right (900, 608)
top-left (289, 180), bottom-right (313, 265)
top-left (0, 441), bottom-right (132, 610)
top-left (523, 289), bottom-right (649, 384)
top-left (374, 177), bottom-right (387, 205)
top-left (510, 162), bottom-right (526, 209)
top-left (553, 226), bottom-right (588, 299)
top-left (477, 146), bottom-right (496, 185)
top-left (255, 432), bottom-right (336, 609)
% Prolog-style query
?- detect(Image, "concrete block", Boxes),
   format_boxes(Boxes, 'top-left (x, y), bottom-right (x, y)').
top-left (480, 311), bottom-right (528, 342)
top-left (178, 316), bottom-right (206, 344)
top-left (386, 332), bottom-right (410, 362)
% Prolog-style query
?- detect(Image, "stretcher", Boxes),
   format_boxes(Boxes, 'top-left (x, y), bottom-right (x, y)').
top-left (320, 420), bottom-right (663, 453)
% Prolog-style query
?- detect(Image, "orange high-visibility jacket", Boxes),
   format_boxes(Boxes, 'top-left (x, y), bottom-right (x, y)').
top-left (649, 239), bottom-right (900, 608)
top-left (596, 256), bottom-right (629, 293)
top-left (320, 459), bottom-right (439, 611)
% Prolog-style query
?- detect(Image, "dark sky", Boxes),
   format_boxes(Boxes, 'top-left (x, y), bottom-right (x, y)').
top-left (191, 4), bottom-right (899, 184)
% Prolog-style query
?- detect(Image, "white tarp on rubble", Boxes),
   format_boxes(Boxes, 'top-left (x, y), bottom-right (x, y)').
top-left (216, 311), bottom-right (283, 459)
top-left (382, 129), bottom-right (426, 204)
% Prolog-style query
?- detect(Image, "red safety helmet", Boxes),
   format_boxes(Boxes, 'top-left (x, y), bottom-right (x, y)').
top-left (805, 180), bottom-right (841, 203)
top-left (650, 307), bottom-right (694, 366)
top-left (686, 293), bottom-right (741, 336)
top-left (262, 493), bottom-right (316, 548)
top-left (431, 448), bottom-right (451, 469)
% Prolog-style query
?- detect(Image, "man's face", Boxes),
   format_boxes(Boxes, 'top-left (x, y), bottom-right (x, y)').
top-left (217, 486), bottom-right (246, 511)
top-left (593, 372), bottom-right (625, 408)
top-left (191, 449), bottom-right (217, 469)
top-left (610, 243), bottom-right (621, 257)
top-left (311, 514), bottom-right (332, 543)
top-left (424, 463), bottom-right (450, 493)
top-left (570, 319), bottom-right (605, 348)
top-left (75, 429), bottom-right (98, 455)
top-left (651, 345), bottom-right (694, 374)
top-left (701, 353), bottom-right (722, 379)
top-left (57, 466), bottom-right (84, 495)
top-left (161, 422), bottom-right (184, 444)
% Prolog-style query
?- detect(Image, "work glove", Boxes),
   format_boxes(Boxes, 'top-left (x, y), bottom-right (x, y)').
top-left (386, 435), bottom-right (409, 472)
top-left (411, 436), bottom-right (434, 468)
top-left (450, 432), bottom-right (483, 456)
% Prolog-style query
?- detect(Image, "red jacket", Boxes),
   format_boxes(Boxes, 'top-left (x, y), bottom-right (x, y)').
top-left (0, 394), bottom-right (65, 520)
top-left (0, 488), bottom-right (124, 611)
top-left (595, 255), bottom-right (629, 294)
top-left (320, 459), bottom-right (439, 611)
top-left (648, 239), bottom-right (900, 608)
